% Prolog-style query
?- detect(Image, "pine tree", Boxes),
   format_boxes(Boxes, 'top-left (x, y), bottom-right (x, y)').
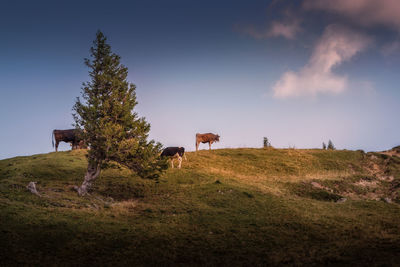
top-left (327, 140), bottom-right (335, 150)
top-left (322, 142), bottom-right (326, 150)
top-left (263, 137), bottom-right (272, 148)
top-left (73, 31), bottom-right (168, 196)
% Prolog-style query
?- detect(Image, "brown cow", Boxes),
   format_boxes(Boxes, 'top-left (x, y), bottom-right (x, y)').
top-left (52, 129), bottom-right (86, 152)
top-left (196, 133), bottom-right (220, 151)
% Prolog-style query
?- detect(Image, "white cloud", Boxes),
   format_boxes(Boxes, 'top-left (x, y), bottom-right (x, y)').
top-left (239, 18), bottom-right (301, 40)
top-left (268, 20), bottom-right (301, 39)
top-left (303, 0), bottom-right (400, 30)
top-left (273, 25), bottom-right (372, 98)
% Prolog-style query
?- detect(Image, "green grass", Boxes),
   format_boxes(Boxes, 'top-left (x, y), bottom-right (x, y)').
top-left (1, 148), bottom-right (400, 266)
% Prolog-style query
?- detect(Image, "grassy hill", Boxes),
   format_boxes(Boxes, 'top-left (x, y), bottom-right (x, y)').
top-left (1, 148), bottom-right (400, 266)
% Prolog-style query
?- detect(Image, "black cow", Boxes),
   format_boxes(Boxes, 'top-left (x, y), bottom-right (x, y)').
top-left (161, 147), bottom-right (187, 169)
top-left (52, 129), bottom-right (86, 152)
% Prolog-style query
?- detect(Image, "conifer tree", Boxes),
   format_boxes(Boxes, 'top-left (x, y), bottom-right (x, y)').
top-left (73, 31), bottom-right (168, 196)
top-left (327, 140), bottom-right (335, 150)
top-left (263, 137), bottom-right (270, 148)
top-left (322, 142), bottom-right (326, 150)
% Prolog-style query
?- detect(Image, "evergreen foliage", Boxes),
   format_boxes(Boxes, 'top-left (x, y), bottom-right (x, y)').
top-left (263, 137), bottom-right (271, 148)
top-left (327, 140), bottom-right (335, 150)
top-left (322, 142), bottom-right (326, 150)
top-left (73, 31), bottom-right (168, 190)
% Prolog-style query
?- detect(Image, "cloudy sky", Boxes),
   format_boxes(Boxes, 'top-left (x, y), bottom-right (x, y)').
top-left (1, 0), bottom-right (399, 159)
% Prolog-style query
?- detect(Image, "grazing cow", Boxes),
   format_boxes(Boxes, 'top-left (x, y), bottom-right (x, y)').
top-left (196, 133), bottom-right (220, 151)
top-left (52, 129), bottom-right (85, 152)
top-left (161, 147), bottom-right (186, 169)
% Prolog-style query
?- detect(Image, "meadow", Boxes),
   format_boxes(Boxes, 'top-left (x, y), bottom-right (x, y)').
top-left (1, 148), bottom-right (400, 266)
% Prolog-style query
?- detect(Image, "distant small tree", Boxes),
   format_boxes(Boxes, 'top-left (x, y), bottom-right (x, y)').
top-left (73, 31), bottom-right (168, 196)
top-left (327, 140), bottom-right (335, 150)
top-left (322, 142), bottom-right (326, 150)
top-left (263, 137), bottom-right (271, 148)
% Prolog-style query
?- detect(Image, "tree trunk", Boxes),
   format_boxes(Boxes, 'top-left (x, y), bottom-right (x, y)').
top-left (76, 161), bottom-right (101, 196)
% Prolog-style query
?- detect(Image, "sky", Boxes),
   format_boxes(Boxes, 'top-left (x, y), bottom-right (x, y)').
top-left (1, 0), bottom-right (399, 159)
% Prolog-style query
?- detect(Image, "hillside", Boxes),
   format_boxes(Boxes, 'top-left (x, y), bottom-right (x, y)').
top-left (1, 148), bottom-right (400, 266)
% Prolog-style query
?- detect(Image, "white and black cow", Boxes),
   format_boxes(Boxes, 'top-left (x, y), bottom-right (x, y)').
top-left (161, 147), bottom-right (187, 169)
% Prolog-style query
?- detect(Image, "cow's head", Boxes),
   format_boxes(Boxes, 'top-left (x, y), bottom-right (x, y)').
top-left (215, 135), bottom-right (220, 142)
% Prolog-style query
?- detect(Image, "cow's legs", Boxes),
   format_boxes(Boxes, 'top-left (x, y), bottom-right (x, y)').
top-left (55, 141), bottom-right (59, 152)
top-left (209, 142), bottom-right (211, 150)
top-left (196, 141), bottom-right (199, 151)
top-left (72, 141), bottom-right (78, 150)
top-left (178, 156), bottom-right (182, 169)
top-left (183, 154), bottom-right (187, 161)
top-left (171, 159), bottom-right (174, 168)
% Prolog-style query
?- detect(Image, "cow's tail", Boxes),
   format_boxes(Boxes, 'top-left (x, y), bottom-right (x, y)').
top-left (51, 130), bottom-right (55, 148)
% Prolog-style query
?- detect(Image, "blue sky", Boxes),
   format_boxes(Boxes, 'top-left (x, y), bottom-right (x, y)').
top-left (1, 0), bottom-right (399, 159)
